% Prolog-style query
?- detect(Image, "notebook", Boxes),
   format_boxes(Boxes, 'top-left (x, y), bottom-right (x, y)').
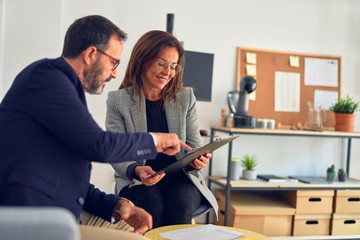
top-left (147, 135), bottom-right (238, 179)
top-left (289, 176), bottom-right (328, 184)
top-left (258, 174), bottom-right (299, 183)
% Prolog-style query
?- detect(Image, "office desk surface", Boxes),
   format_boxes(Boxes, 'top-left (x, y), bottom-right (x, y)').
top-left (144, 224), bottom-right (270, 240)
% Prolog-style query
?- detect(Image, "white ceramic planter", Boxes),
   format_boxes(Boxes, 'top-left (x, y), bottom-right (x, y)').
top-left (242, 169), bottom-right (257, 180)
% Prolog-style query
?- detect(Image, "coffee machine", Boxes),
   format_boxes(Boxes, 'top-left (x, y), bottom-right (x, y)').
top-left (227, 76), bottom-right (257, 128)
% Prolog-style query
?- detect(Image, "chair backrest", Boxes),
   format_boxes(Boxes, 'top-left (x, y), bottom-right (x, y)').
top-left (0, 207), bottom-right (80, 240)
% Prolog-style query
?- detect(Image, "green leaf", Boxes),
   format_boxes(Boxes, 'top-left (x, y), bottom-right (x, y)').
top-left (329, 95), bottom-right (360, 114)
top-left (240, 154), bottom-right (258, 170)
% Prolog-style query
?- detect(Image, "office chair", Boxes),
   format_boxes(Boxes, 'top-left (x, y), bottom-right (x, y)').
top-left (192, 129), bottom-right (214, 224)
top-left (191, 198), bottom-right (212, 224)
top-left (0, 207), bottom-right (151, 240)
top-left (0, 207), bottom-right (80, 240)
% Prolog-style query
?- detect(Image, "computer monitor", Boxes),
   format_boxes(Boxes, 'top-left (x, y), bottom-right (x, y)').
top-left (182, 50), bottom-right (214, 102)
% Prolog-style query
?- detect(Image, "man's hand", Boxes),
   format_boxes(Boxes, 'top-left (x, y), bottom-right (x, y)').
top-left (152, 133), bottom-right (191, 155)
top-left (112, 198), bottom-right (152, 235)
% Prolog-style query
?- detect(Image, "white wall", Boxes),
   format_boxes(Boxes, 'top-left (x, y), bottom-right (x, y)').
top-left (1, 0), bottom-right (62, 98)
top-left (1, 0), bottom-right (360, 194)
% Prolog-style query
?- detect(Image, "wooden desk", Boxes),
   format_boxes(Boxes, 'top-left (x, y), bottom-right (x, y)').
top-left (144, 224), bottom-right (270, 240)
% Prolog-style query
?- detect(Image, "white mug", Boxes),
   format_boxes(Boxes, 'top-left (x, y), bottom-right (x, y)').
top-left (267, 119), bottom-right (276, 129)
top-left (256, 119), bottom-right (268, 128)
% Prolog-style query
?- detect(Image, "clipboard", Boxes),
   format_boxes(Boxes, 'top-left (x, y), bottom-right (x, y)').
top-left (148, 135), bottom-right (238, 178)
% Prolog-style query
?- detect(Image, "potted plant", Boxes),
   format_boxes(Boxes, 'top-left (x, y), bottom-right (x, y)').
top-left (338, 168), bottom-right (347, 182)
top-left (329, 95), bottom-right (360, 132)
top-left (326, 164), bottom-right (336, 183)
top-left (241, 154), bottom-right (258, 180)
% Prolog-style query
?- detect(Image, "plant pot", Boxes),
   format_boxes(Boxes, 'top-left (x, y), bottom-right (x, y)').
top-left (334, 113), bottom-right (356, 132)
top-left (326, 172), bottom-right (336, 183)
top-left (242, 169), bottom-right (257, 180)
top-left (338, 173), bottom-right (347, 182)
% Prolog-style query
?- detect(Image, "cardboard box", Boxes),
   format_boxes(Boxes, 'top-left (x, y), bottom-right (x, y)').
top-left (214, 190), bottom-right (295, 236)
top-left (213, 190), bottom-right (227, 226)
top-left (293, 214), bottom-right (331, 236)
top-left (280, 190), bottom-right (334, 214)
top-left (334, 190), bottom-right (360, 213)
top-left (331, 213), bottom-right (360, 235)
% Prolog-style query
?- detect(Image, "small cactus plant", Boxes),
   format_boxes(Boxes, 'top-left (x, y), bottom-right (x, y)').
top-left (326, 164), bottom-right (336, 183)
top-left (338, 168), bottom-right (347, 182)
top-left (327, 164), bottom-right (335, 173)
top-left (338, 168), bottom-right (346, 175)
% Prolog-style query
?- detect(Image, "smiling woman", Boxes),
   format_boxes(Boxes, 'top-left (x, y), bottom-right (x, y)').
top-left (106, 30), bottom-right (218, 228)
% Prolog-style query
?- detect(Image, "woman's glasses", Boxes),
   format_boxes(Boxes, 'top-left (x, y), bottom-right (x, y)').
top-left (154, 59), bottom-right (182, 75)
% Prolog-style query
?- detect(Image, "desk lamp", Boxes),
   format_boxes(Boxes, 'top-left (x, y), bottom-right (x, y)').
top-left (227, 76), bottom-right (257, 128)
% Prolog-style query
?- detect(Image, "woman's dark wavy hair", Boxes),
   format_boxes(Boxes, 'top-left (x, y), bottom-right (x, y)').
top-left (120, 30), bottom-right (185, 102)
top-left (62, 15), bottom-right (127, 58)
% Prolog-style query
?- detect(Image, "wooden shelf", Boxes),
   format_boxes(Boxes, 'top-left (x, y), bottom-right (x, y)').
top-left (209, 176), bottom-right (360, 190)
top-left (208, 126), bottom-right (360, 239)
top-left (211, 126), bottom-right (360, 139)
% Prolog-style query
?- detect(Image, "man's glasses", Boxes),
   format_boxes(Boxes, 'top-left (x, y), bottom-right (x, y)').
top-left (96, 48), bottom-right (120, 71)
top-left (154, 59), bottom-right (182, 75)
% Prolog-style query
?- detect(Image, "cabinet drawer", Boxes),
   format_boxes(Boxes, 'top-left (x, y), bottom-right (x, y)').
top-left (280, 190), bottom-right (334, 214)
top-left (293, 214), bottom-right (331, 236)
top-left (334, 190), bottom-right (360, 213)
top-left (331, 213), bottom-right (360, 235)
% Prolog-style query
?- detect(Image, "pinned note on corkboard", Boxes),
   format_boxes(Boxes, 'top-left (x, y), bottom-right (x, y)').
top-left (236, 47), bottom-right (341, 128)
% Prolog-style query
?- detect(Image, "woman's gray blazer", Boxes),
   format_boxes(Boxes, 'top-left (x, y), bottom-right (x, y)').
top-left (106, 86), bottom-right (218, 218)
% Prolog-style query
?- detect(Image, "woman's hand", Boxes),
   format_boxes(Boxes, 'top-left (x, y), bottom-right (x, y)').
top-left (190, 152), bottom-right (212, 170)
top-left (135, 166), bottom-right (165, 186)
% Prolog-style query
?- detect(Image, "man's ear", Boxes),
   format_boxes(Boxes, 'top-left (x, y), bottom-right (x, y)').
top-left (82, 46), bottom-right (97, 65)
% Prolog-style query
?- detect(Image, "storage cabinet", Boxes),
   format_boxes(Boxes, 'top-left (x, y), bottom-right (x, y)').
top-left (208, 126), bottom-right (360, 238)
top-left (214, 190), bottom-right (295, 236)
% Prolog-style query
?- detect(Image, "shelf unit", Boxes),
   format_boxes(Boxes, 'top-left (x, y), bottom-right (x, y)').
top-left (207, 126), bottom-right (360, 238)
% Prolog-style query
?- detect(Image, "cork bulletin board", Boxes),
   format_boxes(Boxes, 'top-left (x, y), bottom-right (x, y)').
top-left (236, 47), bottom-right (341, 128)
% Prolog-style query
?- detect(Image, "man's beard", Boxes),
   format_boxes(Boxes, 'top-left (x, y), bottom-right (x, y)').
top-left (83, 60), bottom-right (111, 95)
